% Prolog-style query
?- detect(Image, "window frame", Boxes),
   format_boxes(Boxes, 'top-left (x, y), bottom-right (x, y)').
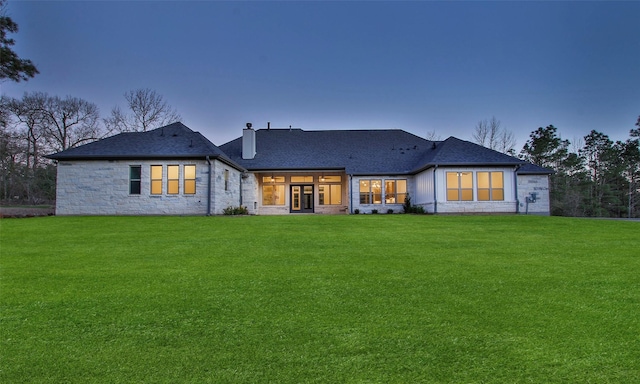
top-left (384, 179), bottom-right (407, 204)
top-left (319, 184), bottom-right (342, 205)
top-left (446, 172), bottom-right (473, 201)
top-left (477, 171), bottom-right (504, 201)
top-left (360, 179), bottom-right (382, 204)
top-left (184, 165), bottom-right (196, 194)
top-left (262, 175), bottom-right (286, 206)
top-left (150, 165), bottom-right (163, 195)
top-left (129, 165), bottom-right (141, 195)
top-left (167, 165), bottom-right (180, 194)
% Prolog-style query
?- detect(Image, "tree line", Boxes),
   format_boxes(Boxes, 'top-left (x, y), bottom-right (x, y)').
top-left (0, 89), bottom-right (181, 203)
top-left (518, 121), bottom-right (640, 218)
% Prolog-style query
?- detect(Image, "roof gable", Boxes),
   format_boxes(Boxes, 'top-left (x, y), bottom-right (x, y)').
top-left (413, 137), bottom-right (525, 172)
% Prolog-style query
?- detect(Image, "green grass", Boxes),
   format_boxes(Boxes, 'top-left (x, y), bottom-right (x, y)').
top-left (1, 215), bottom-right (639, 383)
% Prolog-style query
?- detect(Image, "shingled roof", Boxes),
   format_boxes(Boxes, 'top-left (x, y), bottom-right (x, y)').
top-left (48, 123), bottom-right (535, 175)
top-left (219, 128), bottom-right (525, 175)
top-left (47, 122), bottom-right (243, 170)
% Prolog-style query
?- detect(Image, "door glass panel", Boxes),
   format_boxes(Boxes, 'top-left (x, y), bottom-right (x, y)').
top-left (304, 186), bottom-right (313, 210)
top-left (292, 186), bottom-right (301, 210)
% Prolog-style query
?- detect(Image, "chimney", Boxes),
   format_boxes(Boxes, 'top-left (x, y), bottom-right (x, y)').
top-left (242, 123), bottom-right (256, 160)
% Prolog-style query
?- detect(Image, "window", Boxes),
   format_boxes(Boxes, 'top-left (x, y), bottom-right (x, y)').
top-left (262, 176), bottom-right (285, 183)
top-left (263, 175), bottom-right (285, 205)
top-left (385, 179), bottom-right (407, 204)
top-left (446, 172), bottom-right (473, 201)
top-left (150, 165), bottom-right (163, 195)
top-left (224, 169), bottom-right (229, 191)
top-left (319, 184), bottom-right (342, 205)
top-left (291, 175), bottom-right (313, 183)
top-left (319, 175), bottom-right (341, 183)
top-left (360, 179), bottom-right (382, 204)
top-left (263, 185), bottom-right (285, 205)
top-left (184, 165), bottom-right (196, 194)
top-left (129, 166), bottom-right (141, 195)
top-left (477, 172), bottom-right (504, 201)
top-left (167, 165), bottom-right (179, 194)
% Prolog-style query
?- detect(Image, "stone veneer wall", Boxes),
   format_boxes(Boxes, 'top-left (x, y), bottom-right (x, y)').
top-left (240, 173), bottom-right (259, 214)
top-left (209, 160), bottom-right (243, 214)
top-left (55, 159), bottom-right (241, 215)
top-left (517, 174), bottom-right (551, 215)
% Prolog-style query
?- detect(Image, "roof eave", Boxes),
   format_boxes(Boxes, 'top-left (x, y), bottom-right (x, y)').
top-left (47, 153), bottom-right (246, 172)
top-left (411, 161), bottom-right (526, 174)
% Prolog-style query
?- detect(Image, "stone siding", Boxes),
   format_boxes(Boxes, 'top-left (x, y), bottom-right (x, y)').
top-left (517, 174), bottom-right (551, 215)
top-left (55, 159), bottom-right (240, 215)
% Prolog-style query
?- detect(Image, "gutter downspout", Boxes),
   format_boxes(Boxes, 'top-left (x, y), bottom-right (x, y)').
top-left (349, 174), bottom-right (353, 214)
top-left (239, 172), bottom-right (244, 208)
top-left (433, 165), bottom-right (438, 214)
top-left (514, 165), bottom-right (520, 214)
top-left (206, 156), bottom-right (212, 216)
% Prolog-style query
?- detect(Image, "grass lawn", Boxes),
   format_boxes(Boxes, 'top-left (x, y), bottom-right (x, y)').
top-left (1, 215), bottom-right (639, 383)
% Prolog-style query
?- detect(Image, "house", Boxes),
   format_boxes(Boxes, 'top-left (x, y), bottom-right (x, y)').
top-left (47, 122), bottom-right (552, 216)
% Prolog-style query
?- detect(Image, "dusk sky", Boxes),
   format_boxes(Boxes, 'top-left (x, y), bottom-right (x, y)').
top-left (2, 1), bottom-right (639, 149)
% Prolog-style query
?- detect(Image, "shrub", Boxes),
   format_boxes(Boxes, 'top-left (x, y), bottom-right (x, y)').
top-left (403, 194), bottom-right (426, 214)
top-left (371, 209), bottom-right (378, 214)
top-left (387, 209), bottom-right (394, 214)
top-left (403, 194), bottom-right (412, 213)
top-left (354, 209), bottom-right (360, 214)
top-left (223, 206), bottom-right (248, 215)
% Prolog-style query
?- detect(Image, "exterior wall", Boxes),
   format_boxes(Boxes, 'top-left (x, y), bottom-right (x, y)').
top-left (55, 159), bottom-right (240, 215)
top-left (414, 169), bottom-right (435, 213)
top-left (350, 175), bottom-right (414, 214)
top-left (517, 174), bottom-right (551, 215)
top-left (241, 173), bottom-right (259, 215)
top-left (210, 160), bottom-right (243, 214)
top-left (253, 172), bottom-right (348, 215)
top-left (430, 166), bottom-right (519, 214)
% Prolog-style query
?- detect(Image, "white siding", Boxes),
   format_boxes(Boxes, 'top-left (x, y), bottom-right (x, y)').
top-left (433, 166), bottom-right (519, 214)
top-left (414, 169), bottom-right (435, 213)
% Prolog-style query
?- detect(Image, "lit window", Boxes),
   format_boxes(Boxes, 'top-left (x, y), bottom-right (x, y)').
top-left (319, 184), bottom-right (342, 205)
top-left (477, 172), bottom-right (504, 201)
top-left (320, 175), bottom-right (341, 182)
top-left (129, 165), bottom-right (141, 195)
top-left (291, 176), bottom-right (313, 183)
top-left (360, 179), bottom-right (382, 204)
top-left (446, 172), bottom-right (473, 201)
top-left (150, 165), bottom-right (163, 195)
top-left (167, 165), bottom-right (179, 194)
top-left (184, 165), bottom-right (196, 194)
top-left (385, 179), bottom-right (407, 204)
top-left (262, 176), bottom-right (285, 183)
top-left (263, 185), bottom-right (285, 205)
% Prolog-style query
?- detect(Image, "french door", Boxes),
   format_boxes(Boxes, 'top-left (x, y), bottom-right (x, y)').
top-left (290, 185), bottom-right (314, 213)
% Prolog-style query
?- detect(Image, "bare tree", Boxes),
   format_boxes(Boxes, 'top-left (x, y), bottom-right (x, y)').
top-left (424, 130), bottom-right (442, 141)
top-left (3, 92), bottom-right (49, 169)
top-left (39, 95), bottom-right (102, 151)
top-left (497, 129), bottom-right (516, 155)
top-left (472, 116), bottom-right (516, 154)
top-left (105, 88), bottom-right (181, 132)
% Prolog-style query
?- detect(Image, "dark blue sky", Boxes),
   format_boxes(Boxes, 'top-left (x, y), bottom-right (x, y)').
top-left (2, 1), bottom-right (639, 148)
